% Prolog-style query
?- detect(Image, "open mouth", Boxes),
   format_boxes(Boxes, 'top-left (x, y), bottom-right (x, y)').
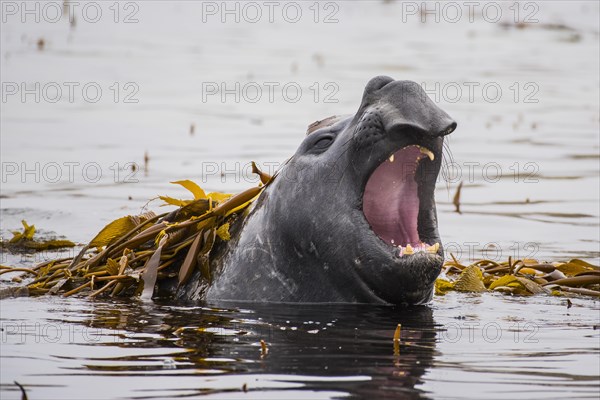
top-left (362, 145), bottom-right (440, 257)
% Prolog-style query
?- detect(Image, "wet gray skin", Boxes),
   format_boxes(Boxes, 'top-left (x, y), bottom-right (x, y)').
top-left (178, 76), bottom-right (457, 305)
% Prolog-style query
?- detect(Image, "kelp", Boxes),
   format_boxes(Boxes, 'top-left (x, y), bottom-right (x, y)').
top-left (0, 220), bottom-right (76, 251)
top-left (436, 256), bottom-right (600, 298)
top-left (1, 165), bottom-right (272, 298)
top-left (2, 164), bottom-right (599, 301)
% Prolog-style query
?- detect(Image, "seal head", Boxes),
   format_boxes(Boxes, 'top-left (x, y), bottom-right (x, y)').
top-left (205, 76), bottom-right (456, 305)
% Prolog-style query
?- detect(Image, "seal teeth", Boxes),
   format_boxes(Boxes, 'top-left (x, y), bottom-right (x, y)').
top-left (418, 146), bottom-right (435, 161)
top-left (397, 243), bottom-right (439, 257)
top-left (389, 154), bottom-right (394, 163)
top-left (426, 243), bottom-right (440, 254)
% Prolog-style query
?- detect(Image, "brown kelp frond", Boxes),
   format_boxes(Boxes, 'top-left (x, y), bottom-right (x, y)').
top-left (1, 164), bottom-right (272, 298)
top-left (452, 181), bottom-right (463, 214)
top-left (436, 256), bottom-right (600, 298)
top-left (0, 220), bottom-right (76, 251)
top-left (2, 162), bottom-right (599, 301)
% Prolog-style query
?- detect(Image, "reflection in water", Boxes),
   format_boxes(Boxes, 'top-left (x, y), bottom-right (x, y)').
top-left (78, 300), bottom-right (437, 399)
top-left (1, 295), bottom-right (599, 400)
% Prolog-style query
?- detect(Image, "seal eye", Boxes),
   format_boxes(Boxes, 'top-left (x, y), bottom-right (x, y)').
top-left (312, 136), bottom-right (334, 150)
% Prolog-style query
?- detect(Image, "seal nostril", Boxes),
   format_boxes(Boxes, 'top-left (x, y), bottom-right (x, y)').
top-left (439, 122), bottom-right (457, 137)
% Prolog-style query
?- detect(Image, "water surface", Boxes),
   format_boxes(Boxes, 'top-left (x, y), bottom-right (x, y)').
top-left (1, 1), bottom-right (599, 399)
top-left (1, 295), bottom-right (599, 399)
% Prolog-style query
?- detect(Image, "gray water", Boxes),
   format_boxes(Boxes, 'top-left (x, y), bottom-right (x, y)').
top-left (1, 295), bottom-right (599, 399)
top-left (1, 1), bottom-right (599, 399)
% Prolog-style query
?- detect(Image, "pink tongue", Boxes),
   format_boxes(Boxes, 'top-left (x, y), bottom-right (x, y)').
top-left (363, 146), bottom-right (423, 247)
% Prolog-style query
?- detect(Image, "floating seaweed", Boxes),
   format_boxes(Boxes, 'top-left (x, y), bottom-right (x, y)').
top-left (436, 256), bottom-right (600, 298)
top-left (1, 165), bottom-right (598, 300)
top-left (0, 220), bottom-right (76, 251)
top-left (0, 165), bottom-right (274, 299)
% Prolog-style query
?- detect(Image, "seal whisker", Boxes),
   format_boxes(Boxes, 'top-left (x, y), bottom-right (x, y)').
top-left (443, 139), bottom-right (455, 165)
top-left (441, 139), bottom-right (455, 194)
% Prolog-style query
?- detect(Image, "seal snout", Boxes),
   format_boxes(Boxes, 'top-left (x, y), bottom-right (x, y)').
top-left (355, 76), bottom-right (456, 271)
top-left (436, 121), bottom-right (457, 137)
top-left (362, 75), bottom-right (395, 96)
top-left (357, 77), bottom-right (458, 142)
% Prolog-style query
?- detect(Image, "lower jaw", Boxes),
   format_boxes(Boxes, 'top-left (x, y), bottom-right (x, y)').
top-left (364, 251), bottom-right (443, 304)
top-left (378, 283), bottom-right (436, 305)
top-left (403, 286), bottom-right (435, 305)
